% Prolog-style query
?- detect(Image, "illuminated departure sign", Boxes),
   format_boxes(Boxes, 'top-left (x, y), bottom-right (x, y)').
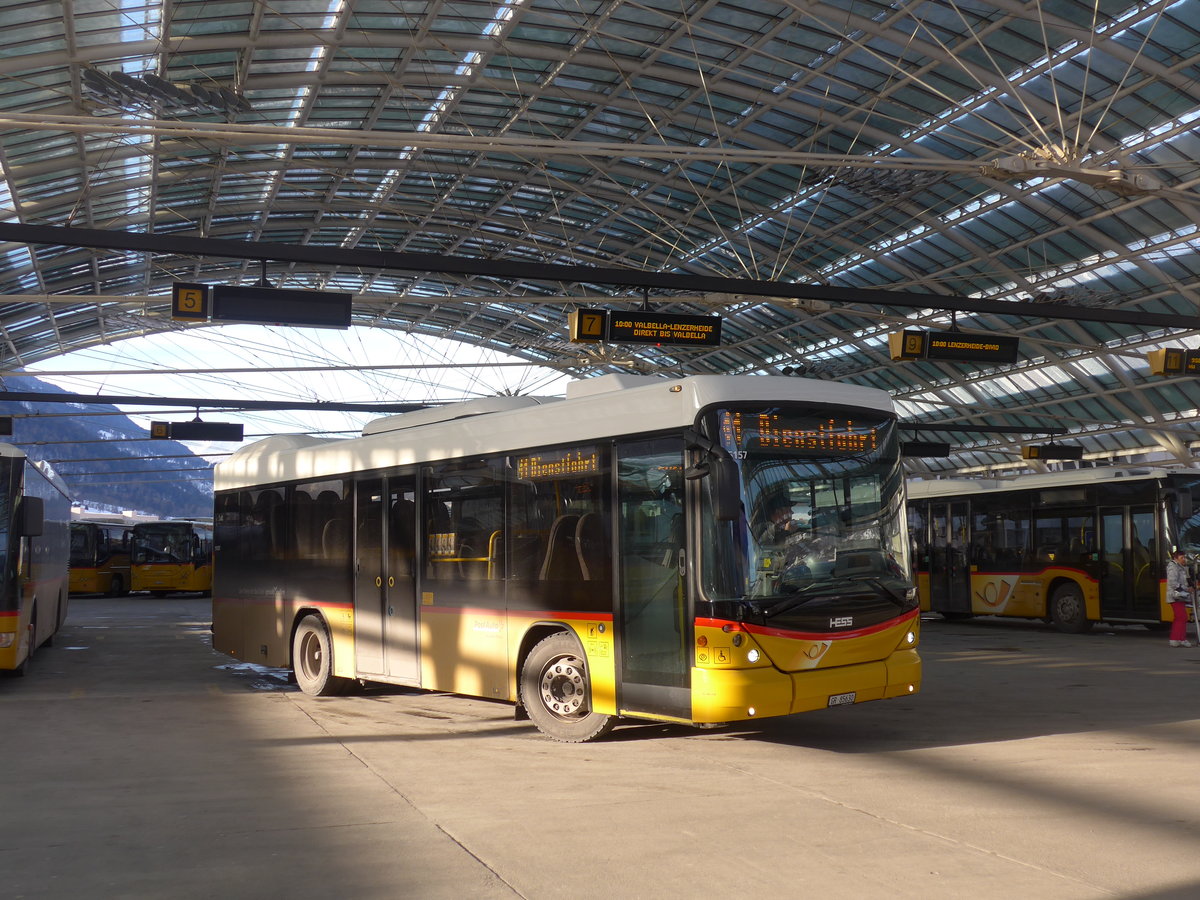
top-left (568, 308), bottom-right (722, 346)
top-left (516, 448), bottom-right (600, 480)
top-left (1146, 347), bottom-right (1200, 376)
top-left (719, 411), bottom-right (879, 454)
top-left (889, 329), bottom-right (1020, 364)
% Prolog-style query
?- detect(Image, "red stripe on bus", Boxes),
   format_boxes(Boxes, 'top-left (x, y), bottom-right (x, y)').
top-left (696, 607), bottom-right (918, 641)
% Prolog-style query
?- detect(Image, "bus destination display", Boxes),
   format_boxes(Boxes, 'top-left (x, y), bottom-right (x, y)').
top-left (719, 411), bottom-right (879, 454)
top-left (516, 448), bottom-right (600, 480)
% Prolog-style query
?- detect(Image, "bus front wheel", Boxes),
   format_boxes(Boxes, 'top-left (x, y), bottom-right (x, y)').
top-left (292, 615), bottom-right (353, 697)
top-left (520, 633), bottom-right (615, 743)
top-left (1050, 583), bottom-right (1092, 634)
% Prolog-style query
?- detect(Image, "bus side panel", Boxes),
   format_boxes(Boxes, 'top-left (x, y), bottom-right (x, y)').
top-left (28, 463), bottom-right (71, 650)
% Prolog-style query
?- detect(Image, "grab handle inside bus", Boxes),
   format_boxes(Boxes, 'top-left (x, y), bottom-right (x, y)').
top-left (17, 495), bottom-right (44, 537)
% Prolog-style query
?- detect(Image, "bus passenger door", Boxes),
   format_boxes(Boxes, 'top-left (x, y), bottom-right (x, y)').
top-left (354, 477), bottom-right (420, 682)
top-left (1099, 506), bottom-right (1159, 621)
top-left (615, 438), bottom-right (690, 720)
top-left (928, 502), bottom-right (970, 613)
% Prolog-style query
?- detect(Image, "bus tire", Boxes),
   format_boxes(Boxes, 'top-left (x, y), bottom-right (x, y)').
top-left (292, 614), bottom-right (353, 697)
top-left (1050, 583), bottom-right (1092, 634)
top-left (107, 576), bottom-right (124, 598)
top-left (520, 633), bottom-right (615, 743)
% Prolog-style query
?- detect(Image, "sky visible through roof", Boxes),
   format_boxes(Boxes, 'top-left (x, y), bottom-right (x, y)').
top-left (23, 325), bottom-right (571, 474)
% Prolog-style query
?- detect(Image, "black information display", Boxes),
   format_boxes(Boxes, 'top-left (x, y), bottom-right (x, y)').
top-left (1147, 347), bottom-right (1200, 376)
top-left (1021, 443), bottom-right (1084, 460)
top-left (569, 308), bottom-right (721, 346)
top-left (151, 421), bottom-right (245, 441)
top-left (889, 329), bottom-right (1019, 364)
top-left (924, 331), bottom-right (1020, 364)
top-left (211, 285), bottom-right (352, 329)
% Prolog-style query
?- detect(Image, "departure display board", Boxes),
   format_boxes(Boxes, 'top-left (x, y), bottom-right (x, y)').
top-left (889, 329), bottom-right (1019, 364)
top-left (568, 308), bottom-right (722, 346)
top-left (1147, 347), bottom-right (1200, 376)
top-left (607, 311), bottom-right (721, 346)
top-left (211, 285), bottom-right (352, 329)
top-left (924, 331), bottom-right (1020, 364)
top-left (516, 447), bottom-right (600, 480)
top-left (718, 410), bottom-right (881, 455)
top-left (151, 421), bottom-right (245, 441)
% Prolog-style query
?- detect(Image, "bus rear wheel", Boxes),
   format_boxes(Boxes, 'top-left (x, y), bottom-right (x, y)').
top-left (1050, 583), bottom-right (1092, 634)
top-left (520, 633), bottom-right (615, 743)
top-left (292, 614), bottom-right (353, 697)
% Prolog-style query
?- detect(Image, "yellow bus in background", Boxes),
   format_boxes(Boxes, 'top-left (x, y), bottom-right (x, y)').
top-left (69, 513), bottom-right (135, 596)
top-left (0, 444), bottom-right (70, 676)
top-left (130, 520), bottom-right (214, 596)
top-left (907, 468), bottom-right (1200, 633)
top-left (212, 375), bottom-right (921, 741)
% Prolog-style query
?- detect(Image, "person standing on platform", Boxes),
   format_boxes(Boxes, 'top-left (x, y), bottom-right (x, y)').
top-left (1166, 548), bottom-right (1195, 648)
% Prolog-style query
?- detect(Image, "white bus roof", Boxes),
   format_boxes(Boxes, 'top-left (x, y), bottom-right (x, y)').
top-left (216, 374), bottom-right (895, 492)
top-left (906, 466), bottom-right (1187, 500)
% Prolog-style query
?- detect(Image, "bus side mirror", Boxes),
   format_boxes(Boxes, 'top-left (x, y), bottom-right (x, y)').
top-left (17, 496), bottom-right (44, 537)
top-left (1167, 490), bottom-right (1193, 521)
top-left (711, 455), bottom-right (741, 522)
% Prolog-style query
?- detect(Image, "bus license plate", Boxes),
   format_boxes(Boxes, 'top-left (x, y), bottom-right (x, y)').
top-left (827, 692), bottom-right (856, 707)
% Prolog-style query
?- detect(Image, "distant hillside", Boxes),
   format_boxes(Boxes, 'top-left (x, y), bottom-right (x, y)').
top-left (0, 375), bottom-right (213, 519)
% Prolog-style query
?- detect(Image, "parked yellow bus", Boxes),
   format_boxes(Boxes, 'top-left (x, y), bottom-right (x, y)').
top-left (907, 467), bottom-right (1200, 632)
top-left (0, 444), bottom-right (70, 676)
top-left (129, 520), bottom-right (214, 596)
top-left (212, 375), bottom-right (921, 741)
top-left (69, 513), bottom-right (135, 596)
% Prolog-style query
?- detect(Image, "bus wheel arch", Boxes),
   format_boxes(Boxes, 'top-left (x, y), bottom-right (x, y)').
top-left (519, 629), bottom-right (615, 743)
top-left (1049, 580), bottom-right (1092, 634)
top-left (291, 612), bottom-right (354, 697)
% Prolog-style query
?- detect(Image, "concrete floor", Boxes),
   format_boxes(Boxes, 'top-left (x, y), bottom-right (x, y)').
top-left (3, 595), bottom-right (1199, 899)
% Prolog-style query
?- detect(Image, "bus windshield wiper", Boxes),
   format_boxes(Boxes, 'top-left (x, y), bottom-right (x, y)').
top-left (846, 575), bottom-right (914, 609)
top-left (761, 581), bottom-right (838, 618)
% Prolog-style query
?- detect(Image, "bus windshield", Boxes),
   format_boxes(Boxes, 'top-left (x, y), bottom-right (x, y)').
top-left (701, 407), bottom-right (911, 609)
top-left (132, 523), bottom-right (197, 564)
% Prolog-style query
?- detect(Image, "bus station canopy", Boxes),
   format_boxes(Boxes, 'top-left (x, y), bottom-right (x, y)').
top-left (0, 0), bottom-right (1198, 475)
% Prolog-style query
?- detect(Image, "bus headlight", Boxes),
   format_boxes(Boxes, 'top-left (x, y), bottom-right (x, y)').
top-left (747, 649), bottom-right (760, 663)
top-left (0, 633), bottom-right (14, 648)
top-left (905, 631), bottom-right (916, 645)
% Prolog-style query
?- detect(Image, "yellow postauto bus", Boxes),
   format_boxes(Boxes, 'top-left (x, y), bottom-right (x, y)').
top-left (69, 513), bottom-right (135, 596)
top-left (0, 444), bottom-right (70, 676)
top-left (130, 520), bottom-right (214, 596)
top-left (907, 467), bottom-right (1200, 632)
top-left (212, 374), bottom-right (921, 741)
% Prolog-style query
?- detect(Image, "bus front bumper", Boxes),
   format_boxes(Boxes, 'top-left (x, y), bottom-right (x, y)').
top-left (689, 648), bottom-right (921, 724)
